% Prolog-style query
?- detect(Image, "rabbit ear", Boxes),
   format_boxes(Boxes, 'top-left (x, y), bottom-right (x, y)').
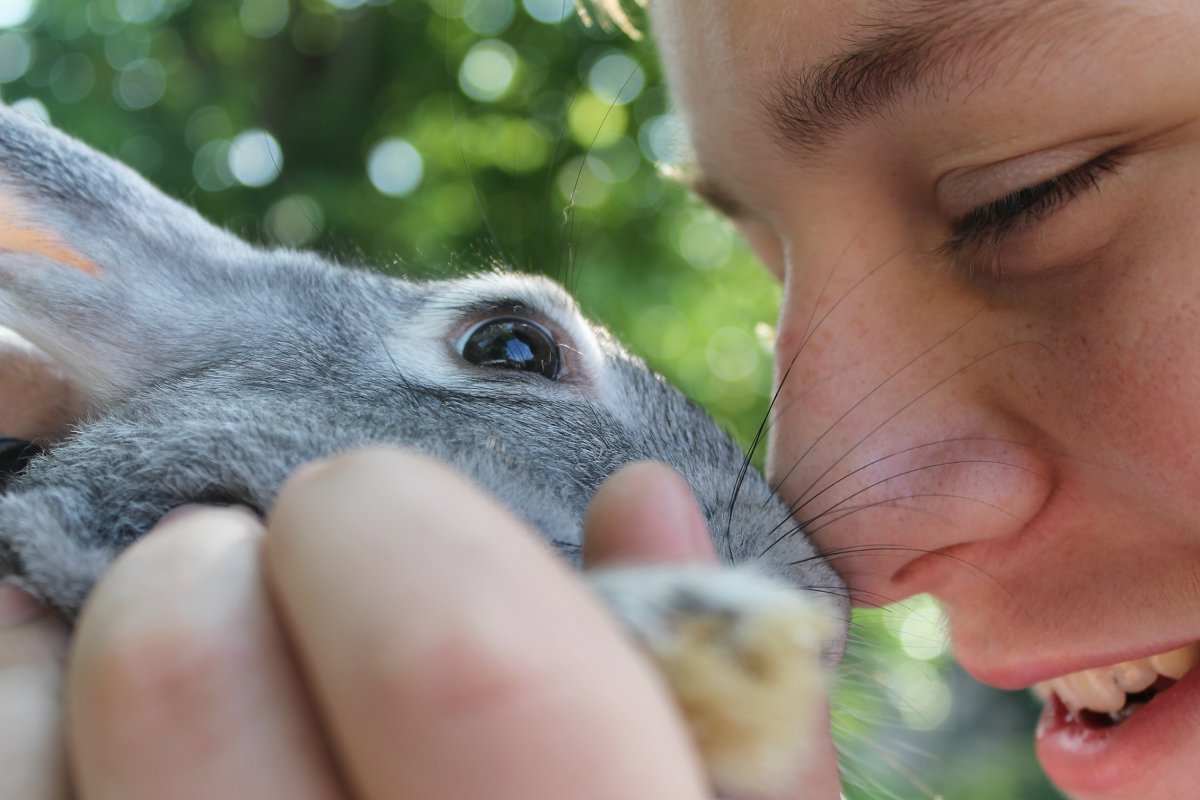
top-left (0, 106), bottom-right (258, 407)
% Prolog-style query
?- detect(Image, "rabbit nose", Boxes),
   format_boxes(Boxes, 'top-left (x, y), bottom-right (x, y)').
top-left (765, 244), bottom-right (1053, 606)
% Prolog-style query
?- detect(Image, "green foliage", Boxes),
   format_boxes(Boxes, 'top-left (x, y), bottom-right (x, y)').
top-left (4, 0), bottom-right (780, 445)
top-left (1, 1), bottom-right (1056, 796)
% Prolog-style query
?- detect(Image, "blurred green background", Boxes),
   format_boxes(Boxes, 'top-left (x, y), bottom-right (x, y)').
top-left (0, 0), bottom-right (1058, 796)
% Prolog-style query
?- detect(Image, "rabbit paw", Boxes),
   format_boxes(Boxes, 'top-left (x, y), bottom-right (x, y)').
top-left (590, 566), bottom-right (833, 798)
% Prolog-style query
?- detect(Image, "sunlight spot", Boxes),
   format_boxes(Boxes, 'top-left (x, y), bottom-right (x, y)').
top-left (0, 31), bottom-right (30, 81)
top-left (0, 0), bottom-right (36, 28)
top-left (555, 156), bottom-right (611, 208)
top-left (228, 129), bottom-right (283, 187)
top-left (367, 138), bottom-right (424, 197)
top-left (266, 194), bottom-right (324, 246)
top-left (116, 0), bottom-right (164, 23)
top-left (194, 139), bottom-right (234, 191)
top-left (521, 0), bottom-right (571, 24)
top-left (895, 595), bottom-right (949, 662)
top-left (883, 661), bottom-right (954, 730)
top-left (114, 58), bottom-right (166, 109)
top-left (240, 0), bottom-right (289, 39)
top-left (676, 212), bottom-right (733, 271)
top-left (706, 327), bottom-right (760, 383)
top-left (754, 322), bottom-right (776, 352)
top-left (48, 53), bottom-right (94, 103)
top-left (458, 39), bottom-right (517, 103)
top-left (464, 0), bottom-right (513, 35)
top-left (587, 50), bottom-right (644, 106)
top-left (637, 113), bottom-right (689, 169)
top-left (566, 90), bottom-right (627, 149)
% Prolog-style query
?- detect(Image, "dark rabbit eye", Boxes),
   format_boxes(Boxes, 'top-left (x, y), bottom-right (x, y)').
top-left (457, 317), bottom-right (561, 380)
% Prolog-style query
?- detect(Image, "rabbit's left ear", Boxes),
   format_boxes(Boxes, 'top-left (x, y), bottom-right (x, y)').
top-left (0, 106), bottom-right (260, 408)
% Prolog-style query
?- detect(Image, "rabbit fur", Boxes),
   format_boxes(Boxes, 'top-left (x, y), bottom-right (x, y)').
top-left (0, 105), bottom-right (847, 796)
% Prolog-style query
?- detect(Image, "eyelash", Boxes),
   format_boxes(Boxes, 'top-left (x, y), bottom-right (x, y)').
top-left (941, 149), bottom-right (1127, 261)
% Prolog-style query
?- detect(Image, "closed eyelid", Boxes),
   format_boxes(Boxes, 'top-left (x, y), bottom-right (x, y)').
top-left (936, 140), bottom-right (1122, 218)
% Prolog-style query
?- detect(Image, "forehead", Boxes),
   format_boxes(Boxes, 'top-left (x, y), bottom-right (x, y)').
top-left (650, 1), bottom-right (1161, 190)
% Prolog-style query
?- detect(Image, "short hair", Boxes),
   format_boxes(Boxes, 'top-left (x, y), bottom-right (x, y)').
top-left (577, 0), bottom-right (645, 39)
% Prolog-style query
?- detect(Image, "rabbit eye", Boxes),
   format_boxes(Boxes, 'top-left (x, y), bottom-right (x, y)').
top-left (457, 317), bottom-right (561, 380)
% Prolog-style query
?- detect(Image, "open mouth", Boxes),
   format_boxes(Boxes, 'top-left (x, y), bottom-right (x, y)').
top-left (1033, 643), bottom-right (1200, 727)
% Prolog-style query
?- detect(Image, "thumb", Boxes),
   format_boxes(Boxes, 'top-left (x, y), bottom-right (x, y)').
top-left (582, 461), bottom-right (718, 567)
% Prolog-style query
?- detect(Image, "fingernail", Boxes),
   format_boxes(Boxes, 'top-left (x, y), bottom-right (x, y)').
top-left (0, 582), bottom-right (45, 627)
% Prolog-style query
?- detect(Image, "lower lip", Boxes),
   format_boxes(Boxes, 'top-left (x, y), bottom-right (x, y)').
top-left (1035, 664), bottom-right (1200, 794)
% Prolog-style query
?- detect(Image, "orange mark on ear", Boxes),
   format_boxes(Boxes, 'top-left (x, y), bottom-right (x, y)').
top-left (0, 221), bottom-right (100, 274)
top-left (0, 194), bottom-right (100, 274)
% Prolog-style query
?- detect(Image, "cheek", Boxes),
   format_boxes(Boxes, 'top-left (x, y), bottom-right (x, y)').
top-left (1044, 236), bottom-right (1200, 513)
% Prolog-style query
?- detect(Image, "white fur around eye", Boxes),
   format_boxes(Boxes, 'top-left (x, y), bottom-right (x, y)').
top-left (389, 272), bottom-right (609, 397)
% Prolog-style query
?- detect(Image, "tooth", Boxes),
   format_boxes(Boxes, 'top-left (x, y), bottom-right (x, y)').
top-left (1148, 644), bottom-right (1200, 679)
top-left (1112, 659), bottom-right (1158, 693)
top-left (1072, 668), bottom-right (1125, 713)
top-left (1051, 676), bottom-right (1084, 714)
top-left (1032, 681), bottom-right (1052, 701)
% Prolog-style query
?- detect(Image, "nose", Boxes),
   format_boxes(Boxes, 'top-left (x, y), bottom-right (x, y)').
top-left (765, 230), bottom-right (1054, 607)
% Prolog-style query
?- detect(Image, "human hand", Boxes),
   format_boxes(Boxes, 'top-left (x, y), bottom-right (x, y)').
top-left (64, 449), bottom-right (714, 799)
top-left (5, 447), bottom-right (842, 799)
top-left (0, 329), bottom-right (75, 799)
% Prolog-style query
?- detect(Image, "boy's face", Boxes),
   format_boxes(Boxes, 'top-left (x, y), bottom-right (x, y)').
top-left (651, 1), bottom-right (1200, 797)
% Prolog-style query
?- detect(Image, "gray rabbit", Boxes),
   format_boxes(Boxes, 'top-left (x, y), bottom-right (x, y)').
top-left (0, 106), bottom-right (846, 796)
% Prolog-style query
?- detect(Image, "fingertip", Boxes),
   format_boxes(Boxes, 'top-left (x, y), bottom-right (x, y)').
top-left (583, 461), bottom-right (718, 567)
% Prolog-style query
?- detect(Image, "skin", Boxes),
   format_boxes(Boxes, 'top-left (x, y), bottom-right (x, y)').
top-left (12, 1), bottom-right (1195, 795)
top-left (649, 0), bottom-right (1200, 797)
top-left (0, 339), bottom-right (842, 797)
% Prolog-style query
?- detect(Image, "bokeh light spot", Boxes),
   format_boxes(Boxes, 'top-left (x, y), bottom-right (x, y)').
top-left (0, 31), bottom-right (31, 82)
top-left (555, 156), bottom-right (612, 208)
top-left (266, 194), bottom-right (324, 246)
top-left (116, 0), bottom-right (164, 24)
top-left (48, 52), bottom-right (94, 103)
top-left (706, 327), bottom-right (760, 383)
top-left (0, 0), bottom-right (36, 28)
top-left (637, 113), bottom-right (689, 169)
top-left (114, 58), bottom-right (166, 109)
top-left (676, 212), bottom-right (734, 271)
top-left (521, 0), bottom-right (571, 24)
top-left (587, 51), bottom-right (644, 106)
top-left (228, 129), bottom-right (283, 187)
top-left (464, 0), bottom-right (513, 35)
top-left (193, 138), bottom-right (233, 191)
top-left (240, 0), bottom-right (288, 39)
top-left (367, 137), bottom-right (424, 197)
top-left (566, 90), bottom-right (627, 149)
top-left (458, 39), bottom-right (517, 103)
top-left (895, 595), bottom-right (950, 662)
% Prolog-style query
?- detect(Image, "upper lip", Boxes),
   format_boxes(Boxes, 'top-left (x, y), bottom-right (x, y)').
top-left (959, 638), bottom-right (1200, 691)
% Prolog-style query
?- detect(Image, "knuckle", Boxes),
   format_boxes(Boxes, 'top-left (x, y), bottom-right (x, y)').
top-left (370, 625), bottom-right (565, 723)
top-left (73, 597), bottom-right (237, 724)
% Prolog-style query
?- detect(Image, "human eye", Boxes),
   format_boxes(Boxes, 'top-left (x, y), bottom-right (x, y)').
top-left (937, 146), bottom-right (1129, 274)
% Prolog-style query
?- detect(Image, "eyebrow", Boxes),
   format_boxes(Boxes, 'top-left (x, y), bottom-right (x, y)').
top-left (764, 0), bottom-right (1100, 156)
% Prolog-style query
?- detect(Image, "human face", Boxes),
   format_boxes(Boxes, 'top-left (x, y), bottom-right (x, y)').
top-left (651, 1), bottom-right (1200, 797)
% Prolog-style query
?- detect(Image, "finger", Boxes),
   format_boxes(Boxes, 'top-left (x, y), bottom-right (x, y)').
top-left (0, 584), bottom-right (70, 800)
top-left (0, 329), bottom-right (81, 440)
top-left (582, 461), bottom-right (718, 567)
top-left (784, 704), bottom-right (843, 800)
top-left (68, 507), bottom-right (348, 800)
top-left (265, 448), bottom-right (708, 800)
